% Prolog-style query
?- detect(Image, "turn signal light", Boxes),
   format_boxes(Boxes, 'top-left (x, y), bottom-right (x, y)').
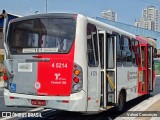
top-left (72, 63), bottom-right (83, 93)
top-left (3, 74), bottom-right (8, 81)
top-left (73, 77), bottom-right (79, 83)
top-left (74, 69), bottom-right (80, 76)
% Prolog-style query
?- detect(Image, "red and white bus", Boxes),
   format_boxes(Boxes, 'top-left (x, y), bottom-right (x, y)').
top-left (2, 12), bottom-right (155, 113)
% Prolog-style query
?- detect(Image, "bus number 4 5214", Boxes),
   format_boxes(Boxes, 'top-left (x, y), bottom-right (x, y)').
top-left (52, 63), bottom-right (68, 69)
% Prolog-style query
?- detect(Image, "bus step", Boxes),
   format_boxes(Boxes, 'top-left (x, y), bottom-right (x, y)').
top-left (106, 106), bottom-right (113, 109)
top-left (108, 92), bottom-right (115, 94)
top-left (107, 102), bottom-right (116, 106)
top-left (100, 107), bottom-right (106, 111)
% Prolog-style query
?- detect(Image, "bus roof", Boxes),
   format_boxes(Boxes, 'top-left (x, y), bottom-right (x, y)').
top-left (9, 13), bottom-right (77, 23)
top-left (136, 36), bottom-right (149, 44)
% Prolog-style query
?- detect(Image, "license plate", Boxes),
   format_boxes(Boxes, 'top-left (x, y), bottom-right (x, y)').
top-left (31, 100), bottom-right (46, 106)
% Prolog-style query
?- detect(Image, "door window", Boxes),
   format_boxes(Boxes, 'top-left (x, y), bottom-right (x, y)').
top-left (99, 33), bottom-right (104, 68)
top-left (87, 23), bottom-right (99, 67)
top-left (107, 36), bottom-right (114, 69)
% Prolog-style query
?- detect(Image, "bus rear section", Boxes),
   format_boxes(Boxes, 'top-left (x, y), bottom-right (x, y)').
top-left (3, 14), bottom-right (86, 111)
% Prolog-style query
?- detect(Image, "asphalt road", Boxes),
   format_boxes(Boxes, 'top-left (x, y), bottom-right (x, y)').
top-left (0, 76), bottom-right (160, 120)
top-left (0, 86), bottom-right (32, 112)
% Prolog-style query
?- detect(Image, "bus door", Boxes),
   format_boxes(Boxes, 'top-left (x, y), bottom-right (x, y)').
top-left (148, 46), bottom-right (154, 92)
top-left (99, 31), bottom-right (117, 109)
top-left (87, 26), bottom-right (101, 111)
top-left (138, 44), bottom-right (148, 95)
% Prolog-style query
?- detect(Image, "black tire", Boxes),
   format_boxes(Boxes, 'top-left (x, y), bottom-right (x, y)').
top-left (116, 93), bottom-right (125, 112)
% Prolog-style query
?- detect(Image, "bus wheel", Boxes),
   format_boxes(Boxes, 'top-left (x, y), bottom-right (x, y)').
top-left (117, 93), bottom-right (125, 112)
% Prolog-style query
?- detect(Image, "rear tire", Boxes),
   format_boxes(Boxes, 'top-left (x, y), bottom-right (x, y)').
top-left (116, 93), bottom-right (125, 112)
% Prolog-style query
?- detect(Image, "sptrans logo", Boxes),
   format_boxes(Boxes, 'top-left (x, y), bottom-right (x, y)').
top-left (54, 73), bottom-right (61, 80)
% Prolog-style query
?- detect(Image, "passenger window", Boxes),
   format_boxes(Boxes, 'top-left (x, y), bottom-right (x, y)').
top-left (135, 41), bottom-right (139, 45)
top-left (87, 23), bottom-right (99, 67)
top-left (121, 36), bottom-right (132, 66)
top-left (132, 40), bottom-right (140, 66)
top-left (116, 35), bottom-right (122, 66)
top-left (136, 41), bottom-right (140, 62)
top-left (131, 40), bottom-right (137, 66)
top-left (148, 47), bottom-right (151, 68)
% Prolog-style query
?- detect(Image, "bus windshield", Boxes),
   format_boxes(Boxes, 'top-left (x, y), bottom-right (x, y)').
top-left (8, 18), bottom-right (76, 54)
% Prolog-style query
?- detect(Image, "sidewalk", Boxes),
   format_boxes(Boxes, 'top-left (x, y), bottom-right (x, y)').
top-left (115, 94), bottom-right (160, 120)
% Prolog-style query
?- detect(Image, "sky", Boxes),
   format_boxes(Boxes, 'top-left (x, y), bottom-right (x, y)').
top-left (0, 0), bottom-right (160, 25)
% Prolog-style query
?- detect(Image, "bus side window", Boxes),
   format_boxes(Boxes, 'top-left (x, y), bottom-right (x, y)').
top-left (121, 36), bottom-right (132, 66)
top-left (148, 47), bottom-right (151, 68)
top-left (116, 35), bottom-right (122, 66)
top-left (135, 41), bottom-right (140, 66)
top-left (87, 23), bottom-right (99, 67)
top-left (131, 40), bottom-right (137, 66)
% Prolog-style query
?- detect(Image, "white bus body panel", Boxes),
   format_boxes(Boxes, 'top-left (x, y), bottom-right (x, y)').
top-left (117, 66), bottom-right (138, 101)
top-left (74, 14), bottom-right (101, 111)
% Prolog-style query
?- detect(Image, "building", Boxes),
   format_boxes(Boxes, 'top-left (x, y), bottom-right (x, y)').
top-left (135, 5), bottom-right (159, 31)
top-left (135, 18), bottom-right (155, 31)
top-left (101, 10), bottom-right (117, 21)
top-left (143, 5), bottom-right (159, 31)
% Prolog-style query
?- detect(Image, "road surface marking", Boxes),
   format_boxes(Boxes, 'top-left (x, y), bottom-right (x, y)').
top-left (28, 107), bottom-right (43, 112)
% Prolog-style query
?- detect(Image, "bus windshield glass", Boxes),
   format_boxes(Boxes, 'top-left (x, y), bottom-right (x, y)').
top-left (8, 18), bottom-right (76, 54)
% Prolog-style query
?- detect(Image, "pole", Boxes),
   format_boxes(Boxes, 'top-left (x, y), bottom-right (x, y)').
top-left (46, 0), bottom-right (47, 13)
